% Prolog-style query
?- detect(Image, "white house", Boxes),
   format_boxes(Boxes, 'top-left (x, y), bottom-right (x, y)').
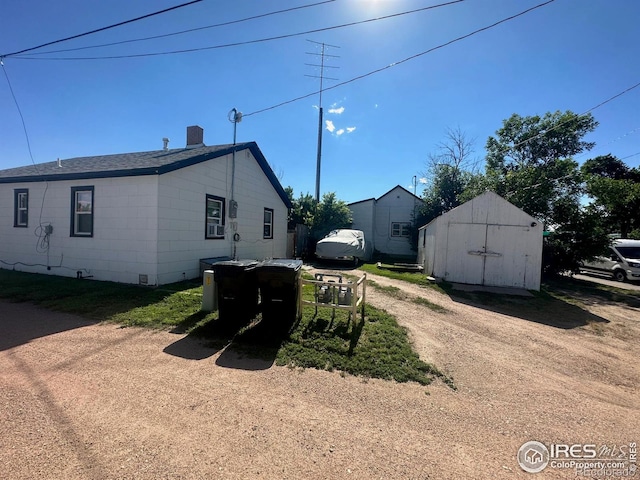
top-left (417, 191), bottom-right (543, 290)
top-left (0, 126), bottom-right (292, 286)
top-left (349, 185), bottom-right (424, 257)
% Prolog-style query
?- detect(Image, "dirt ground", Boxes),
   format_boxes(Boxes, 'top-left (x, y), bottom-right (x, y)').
top-left (1, 269), bottom-right (639, 480)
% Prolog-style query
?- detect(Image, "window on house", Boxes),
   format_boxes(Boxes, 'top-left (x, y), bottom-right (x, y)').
top-left (391, 222), bottom-right (411, 237)
top-left (14, 189), bottom-right (28, 227)
top-left (263, 208), bottom-right (274, 239)
top-left (206, 195), bottom-right (225, 239)
top-left (71, 186), bottom-right (94, 237)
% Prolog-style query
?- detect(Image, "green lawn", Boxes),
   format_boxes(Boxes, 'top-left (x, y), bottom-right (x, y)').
top-left (0, 269), bottom-right (451, 387)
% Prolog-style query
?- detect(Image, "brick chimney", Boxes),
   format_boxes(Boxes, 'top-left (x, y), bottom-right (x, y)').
top-left (186, 125), bottom-right (204, 148)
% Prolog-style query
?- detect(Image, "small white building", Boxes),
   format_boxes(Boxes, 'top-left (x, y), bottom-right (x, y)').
top-left (417, 191), bottom-right (543, 290)
top-left (349, 185), bottom-right (424, 257)
top-left (0, 126), bottom-right (291, 286)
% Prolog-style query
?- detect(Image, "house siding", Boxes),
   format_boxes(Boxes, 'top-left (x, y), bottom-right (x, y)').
top-left (0, 176), bottom-right (159, 284)
top-left (156, 149), bottom-right (287, 284)
top-left (349, 199), bottom-right (375, 252)
top-left (372, 187), bottom-right (419, 257)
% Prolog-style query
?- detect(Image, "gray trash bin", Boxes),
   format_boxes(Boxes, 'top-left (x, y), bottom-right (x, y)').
top-left (211, 259), bottom-right (259, 321)
top-left (256, 259), bottom-right (303, 324)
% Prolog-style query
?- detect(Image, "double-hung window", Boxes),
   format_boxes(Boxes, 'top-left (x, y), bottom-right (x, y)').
top-left (14, 189), bottom-right (28, 227)
top-left (391, 222), bottom-right (411, 237)
top-left (206, 195), bottom-right (225, 239)
top-left (71, 186), bottom-right (94, 237)
top-left (263, 208), bottom-right (274, 239)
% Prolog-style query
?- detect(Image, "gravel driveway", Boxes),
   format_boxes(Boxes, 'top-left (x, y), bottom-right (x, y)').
top-left (1, 271), bottom-right (638, 479)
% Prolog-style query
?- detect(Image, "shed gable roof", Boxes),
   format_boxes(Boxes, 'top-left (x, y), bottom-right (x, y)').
top-left (0, 142), bottom-right (292, 208)
top-left (419, 191), bottom-right (538, 230)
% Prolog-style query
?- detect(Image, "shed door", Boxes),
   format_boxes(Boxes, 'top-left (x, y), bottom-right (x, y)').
top-left (445, 223), bottom-right (530, 288)
top-left (444, 223), bottom-right (487, 284)
top-left (483, 225), bottom-right (529, 288)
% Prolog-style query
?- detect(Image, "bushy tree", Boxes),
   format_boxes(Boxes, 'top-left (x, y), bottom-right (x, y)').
top-left (483, 111), bottom-right (597, 226)
top-left (467, 110), bottom-right (610, 276)
top-left (285, 187), bottom-right (316, 228)
top-left (310, 192), bottom-right (352, 240)
top-left (581, 155), bottom-right (640, 238)
top-left (418, 127), bottom-right (478, 224)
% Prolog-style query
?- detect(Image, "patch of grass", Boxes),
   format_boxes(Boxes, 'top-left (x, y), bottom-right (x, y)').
top-left (0, 269), bottom-right (452, 388)
top-left (365, 279), bottom-right (448, 313)
top-left (359, 263), bottom-right (445, 293)
top-left (276, 283), bottom-right (450, 386)
top-left (411, 296), bottom-right (449, 313)
top-left (0, 269), bottom-right (216, 330)
top-left (544, 276), bottom-right (640, 309)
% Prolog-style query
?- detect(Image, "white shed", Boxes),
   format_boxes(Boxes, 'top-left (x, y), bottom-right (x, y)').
top-left (417, 192), bottom-right (543, 290)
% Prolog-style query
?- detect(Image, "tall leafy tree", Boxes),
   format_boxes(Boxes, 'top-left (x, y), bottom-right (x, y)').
top-left (581, 155), bottom-right (640, 238)
top-left (483, 110), bottom-right (598, 226)
top-left (469, 110), bottom-right (610, 275)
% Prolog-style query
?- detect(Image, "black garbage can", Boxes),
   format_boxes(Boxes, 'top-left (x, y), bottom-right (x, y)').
top-left (256, 259), bottom-right (303, 325)
top-left (211, 259), bottom-right (259, 322)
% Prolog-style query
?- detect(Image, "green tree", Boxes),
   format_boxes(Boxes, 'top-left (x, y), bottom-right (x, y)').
top-left (483, 110), bottom-right (597, 225)
top-left (310, 192), bottom-right (352, 240)
top-left (285, 187), bottom-right (316, 227)
top-left (472, 110), bottom-right (609, 275)
top-left (419, 127), bottom-right (477, 225)
top-left (581, 155), bottom-right (640, 238)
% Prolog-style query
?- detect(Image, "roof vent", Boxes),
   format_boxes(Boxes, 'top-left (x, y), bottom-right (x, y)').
top-left (162, 137), bottom-right (170, 151)
top-left (186, 125), bottom-right (204, 148)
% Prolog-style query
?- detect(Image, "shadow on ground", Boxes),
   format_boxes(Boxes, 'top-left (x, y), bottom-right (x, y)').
top-left (164, 309), bottom-right (299, 369)
top-left (0, 300), bottom-right (99, 351)
top-left (443, 286), bottom-right (610, 329)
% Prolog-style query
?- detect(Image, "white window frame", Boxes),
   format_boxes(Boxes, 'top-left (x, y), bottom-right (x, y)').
top-left (71, 186), bottom-right (94, 237)
top-left (206, 195), bottom-right (225, 239)
top-left (391, 222), bottom-right (411, 237)
top-left (263, 208), bottom-right (274, 239)
top-left (14, 189), bottom-right (28, 227)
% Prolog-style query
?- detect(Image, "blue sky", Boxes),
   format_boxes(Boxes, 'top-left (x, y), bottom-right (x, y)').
top-left (1, 0), bottom-right (639, 203)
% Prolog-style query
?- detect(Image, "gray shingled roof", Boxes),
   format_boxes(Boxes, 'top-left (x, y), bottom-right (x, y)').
top-left (0, 142), bottom-right (292, 208)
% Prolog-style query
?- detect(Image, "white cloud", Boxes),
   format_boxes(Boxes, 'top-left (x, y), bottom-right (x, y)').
top-left (325, 120), bottom-right (335, 132)
top-left (328, 106), bottom-right (345, 114)
top-left (419, 177), bottom-right (428, 184)
top-left (346, 127), bottom-right (356, 133)
top-left (336, 129), bottom-right (345, 136)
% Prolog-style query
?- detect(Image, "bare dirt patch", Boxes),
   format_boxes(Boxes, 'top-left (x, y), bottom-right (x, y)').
top-left (1, 269), bottom-right (639, 479)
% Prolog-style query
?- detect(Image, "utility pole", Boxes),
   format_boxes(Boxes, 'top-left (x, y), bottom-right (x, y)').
top-left (305, 40), bottom-right (339, 203)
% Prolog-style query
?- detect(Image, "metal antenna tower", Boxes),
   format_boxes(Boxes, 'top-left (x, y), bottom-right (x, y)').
top-left (305, 40), bottom-right (340, 203)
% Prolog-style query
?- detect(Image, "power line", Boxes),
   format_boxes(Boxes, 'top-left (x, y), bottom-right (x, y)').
top-left (1, 0), bottom-right (204, 58)
top-left (10, 0), bottom-right (465, 61)
top-left (16, 0), bottom-right (336, 57)
top-left (244, 0), bottom-right (555, 117)
top-left (1, 60), bottom-right (38, 171)
top-left (575, 125), bottom-right (640, 160)
top-left (621, 152), bottom-right (640, 161)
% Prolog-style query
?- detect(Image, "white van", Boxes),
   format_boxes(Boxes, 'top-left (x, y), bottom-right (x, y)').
top-left (580, 239), bottom-right (640, 282)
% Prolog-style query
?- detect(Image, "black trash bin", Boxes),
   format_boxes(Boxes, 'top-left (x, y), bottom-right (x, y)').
top-left (211, 259), bottom-right (259, 322)
top-left (256, 259), bottom-right (303, 325)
